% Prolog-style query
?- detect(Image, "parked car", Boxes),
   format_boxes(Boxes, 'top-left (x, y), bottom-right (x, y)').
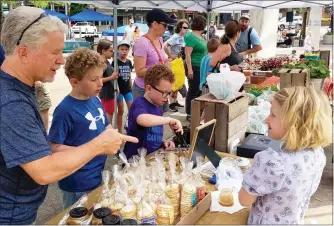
top-left (278, 16), bottom-right (303, 30)
top-left (71, 22), bottom-right (97, 34)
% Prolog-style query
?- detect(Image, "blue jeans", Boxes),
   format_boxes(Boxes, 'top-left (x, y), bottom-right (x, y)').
top-left (60, 190), bottom-right (87, 210)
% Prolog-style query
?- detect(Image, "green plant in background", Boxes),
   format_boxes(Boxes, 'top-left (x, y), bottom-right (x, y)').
top-left (281, 60), bottom-right (330, 79)
top-left (325, 31), bottom-right (333, 35)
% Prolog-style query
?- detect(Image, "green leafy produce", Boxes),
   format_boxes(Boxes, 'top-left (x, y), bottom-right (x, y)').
top-left (246, 85), bottom-right (278, 97)
top-left (280, 59), bottom-right (330, 79)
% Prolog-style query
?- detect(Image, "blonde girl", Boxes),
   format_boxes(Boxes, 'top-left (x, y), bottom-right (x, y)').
top-left (238, 87), bottom-right (332, 224)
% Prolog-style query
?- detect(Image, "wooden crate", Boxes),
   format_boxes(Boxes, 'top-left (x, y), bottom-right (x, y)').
top-left (279, 68), bottom-right (310, 89)
top-left (320, 50), bottom-right (330, 68)
top-left (190, 93), bottom-right (248, 153)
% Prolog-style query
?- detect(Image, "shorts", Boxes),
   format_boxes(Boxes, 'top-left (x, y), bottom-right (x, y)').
top-left (35, 85), bottom-right (51, 111)
top-left (117, 92), bottom-right (133, 102)
top-left (101, 98), bottom-right (115, 114)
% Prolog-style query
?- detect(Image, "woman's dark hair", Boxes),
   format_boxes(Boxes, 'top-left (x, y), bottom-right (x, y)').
top-left (175, 19), bottom-right (189, 33)
top-left (134, 26), bottom-right (139, 33)
top-left (220, 20), bottom-right (241, 44)
top-left (97, 39), bottom-right (112, 54)
top-left (191, 15), bottom-right (206, 31)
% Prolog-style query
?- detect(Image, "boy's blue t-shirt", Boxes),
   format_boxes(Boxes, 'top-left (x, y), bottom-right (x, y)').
top-left (200, 55), bottom-right (216, 91)
top-left (48, 95), bottom-right (110, 192)
top-left (123, 97), bottom-right (163, 159)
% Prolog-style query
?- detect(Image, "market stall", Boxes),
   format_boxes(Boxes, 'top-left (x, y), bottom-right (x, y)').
top-left (48, 151), bottom-right (252, 225)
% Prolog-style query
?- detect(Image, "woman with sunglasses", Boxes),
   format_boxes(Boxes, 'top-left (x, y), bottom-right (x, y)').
top-left (163, 19), bottom-right (189, 112)
top-left (184, 15), bottom-right (208, 120)
top-left (133, 9), bottom-right (176, 113)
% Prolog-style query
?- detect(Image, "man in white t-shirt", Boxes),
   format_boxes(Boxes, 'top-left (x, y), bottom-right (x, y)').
top-left (123, 18), bottom-right (135, 44)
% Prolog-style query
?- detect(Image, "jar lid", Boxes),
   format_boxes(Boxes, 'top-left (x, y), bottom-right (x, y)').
top-left (235, 157), bottom-right (250, 167)
top-left (121, 219), bottom-right (138, 225)
top-left (93, 207), bottom-right (112, 219)
top-left (103, 214), bottom-right (121, 225)
top-left (69, 207), bottom-right (88, 218)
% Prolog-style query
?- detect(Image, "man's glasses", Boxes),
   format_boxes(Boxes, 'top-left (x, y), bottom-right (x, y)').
top-left (151, 85), bottom-right (172, 98)
top-left (17, 12), bottom-right (49, 45)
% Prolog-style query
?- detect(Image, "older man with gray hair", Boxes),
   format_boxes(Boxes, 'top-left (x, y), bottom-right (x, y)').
top-left (0, 6), bottom-right (138, 225)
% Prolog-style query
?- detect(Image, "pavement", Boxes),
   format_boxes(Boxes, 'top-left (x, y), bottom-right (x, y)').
top-left (35, 34), bottom-right (333, 224)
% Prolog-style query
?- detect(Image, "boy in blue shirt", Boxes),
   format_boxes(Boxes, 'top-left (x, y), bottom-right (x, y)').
top-left (123, 65), bottom-right (183, 159)
top-left (48, 48), bottom-right (111, 209)
top-left (200, 39), bottom-right (220, 94)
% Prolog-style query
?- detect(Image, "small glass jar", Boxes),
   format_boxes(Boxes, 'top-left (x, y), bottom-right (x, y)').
top-left (219, 188), bottom-right (234, 207)
top-left (92, 207), bottom-right (112, 225)
top-left (67, 207), bottom-right (89, 225)
top-left (102, 214), bottom-right (121, 225)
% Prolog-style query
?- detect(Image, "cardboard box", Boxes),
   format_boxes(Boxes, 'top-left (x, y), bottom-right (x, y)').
top-left (279, 68), bottom-right (310, 89)
top-left (176, 192), bottom-right (211, 225)
top-left (191, 93), bottom-right (248, 153)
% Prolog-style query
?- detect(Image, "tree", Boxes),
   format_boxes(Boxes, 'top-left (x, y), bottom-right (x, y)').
top-left (68, 3), bottom-right (89, 16)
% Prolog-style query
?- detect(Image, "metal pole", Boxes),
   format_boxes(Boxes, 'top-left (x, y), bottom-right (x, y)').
top-left (113, 6), bottom-right (118, 129)
top-left (206, 12), bottom-right (210, 40)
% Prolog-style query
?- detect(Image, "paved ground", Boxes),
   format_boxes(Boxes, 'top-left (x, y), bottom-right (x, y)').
top-left (35, 36), bottom-right (333, 224)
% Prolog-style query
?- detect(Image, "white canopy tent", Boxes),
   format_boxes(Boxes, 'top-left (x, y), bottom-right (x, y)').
top-left (58, 0), bottom-right (332, 127)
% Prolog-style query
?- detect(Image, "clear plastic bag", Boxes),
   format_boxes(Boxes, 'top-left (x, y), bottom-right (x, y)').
top-left (247, 100), bottom-right (271, 135)
top-left (155, 183), bottom-right (175, 225)
top-left (207, 71), bottom-right (246, 101)
top-left (166, 153), bottom-right (181, 219)
top-left (215, 158), bottom-right (243, 193)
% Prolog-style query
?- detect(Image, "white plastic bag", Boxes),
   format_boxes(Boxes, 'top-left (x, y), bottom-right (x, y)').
top-left (247, 100), bottom-right (271, 135)
top-left (207, 71), bottom-right (246, 101)
top-left (215, 158), bottom-right (243, 192)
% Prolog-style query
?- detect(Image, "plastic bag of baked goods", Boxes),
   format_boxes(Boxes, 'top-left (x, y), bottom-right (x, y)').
top-left (119, 178), bottom-right (137, 220)
top-left (165, 153), bottom-right (181, 219)
top-left (99, 170), bottom-right (116, 208)
top-left (215, 157), bottom-right (243, 192)
top-left (180, 161), bottom-right (197, 218)
top-left (193, 156), bottom-right (206, 203)
top-left (138, 148), bottom-right (148, 178)
top-left (59, 194), bottom-right (91, 225)
top-left (156, 183), bottom-right (175, 225)
top-left (137, 187), bottom-right (156, 225)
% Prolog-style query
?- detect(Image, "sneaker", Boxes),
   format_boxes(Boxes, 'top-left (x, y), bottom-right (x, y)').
top-left (174, 102), bottom-right (184, 108)
top-left (169, 103), bottom-right (178, 112)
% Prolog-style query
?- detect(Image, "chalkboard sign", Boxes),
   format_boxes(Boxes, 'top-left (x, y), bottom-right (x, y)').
top-left (189, 119), bottom-right (216, 166)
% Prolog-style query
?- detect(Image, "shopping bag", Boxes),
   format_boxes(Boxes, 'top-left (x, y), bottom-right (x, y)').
top-left (170, 57), bottom-right (185, 91)
top-left (207, 71), bottom-right (245, 101)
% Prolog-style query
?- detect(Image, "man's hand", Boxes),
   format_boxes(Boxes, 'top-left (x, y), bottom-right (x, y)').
top-left (35, 81), bottom-right (43, 88)
top-left (163, 140), bottom-right (176, 150)
top-left (168, 118), bottom-right (183, 134)
top-left (96, 127), bottom-right (138, 155)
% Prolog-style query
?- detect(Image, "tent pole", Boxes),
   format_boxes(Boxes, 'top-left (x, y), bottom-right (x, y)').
top-left (113, 5), bottom-right (118, 129)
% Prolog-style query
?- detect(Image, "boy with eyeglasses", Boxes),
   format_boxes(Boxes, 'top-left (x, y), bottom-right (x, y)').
top-left (123, 64), bottom-right (183, 159)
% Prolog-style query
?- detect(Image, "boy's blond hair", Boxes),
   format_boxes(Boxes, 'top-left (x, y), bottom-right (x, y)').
top-left (65, 48), bottom-right (106, 80)
top-left (274, 87), bottom-right (332, 151)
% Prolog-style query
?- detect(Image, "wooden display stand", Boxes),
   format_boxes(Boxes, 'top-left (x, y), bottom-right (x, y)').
top-left (279, 68), bottom-right (310, 89)
top-left (190, 93), bottom-right (248, 153)
top-left (47, 152), bottom-right (251, 225)
top-left (319, 50), bottom-right (330, 68)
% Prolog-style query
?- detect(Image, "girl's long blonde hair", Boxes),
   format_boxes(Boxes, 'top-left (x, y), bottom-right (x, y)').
top-left (274, 87), bottom-right (332, 151)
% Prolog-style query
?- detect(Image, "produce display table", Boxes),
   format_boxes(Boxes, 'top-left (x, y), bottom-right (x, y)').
top-left (47, 152), bottom-right (251, 225)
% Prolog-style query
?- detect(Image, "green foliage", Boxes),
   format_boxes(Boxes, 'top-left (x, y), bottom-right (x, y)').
top-left (282, 59), bottom-right (330, 79)
top-left (246, 85), bottom-right (278, 97)
top-left (69, 3), bottom-right (89, 16)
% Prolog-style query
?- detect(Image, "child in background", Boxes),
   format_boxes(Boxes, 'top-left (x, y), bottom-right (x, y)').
top-left (97, 39), bottom-right (119, 125)
top-left (112, 40), bottom-right (133, 133)
top-left (49, 48), bottom-right (111, 209)
top-left (123, 64), bottom-right (183, 160)
top-left (239, 87), bottom-right (332, 224)
top-left (199, 39), bottom-right (220, 95)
